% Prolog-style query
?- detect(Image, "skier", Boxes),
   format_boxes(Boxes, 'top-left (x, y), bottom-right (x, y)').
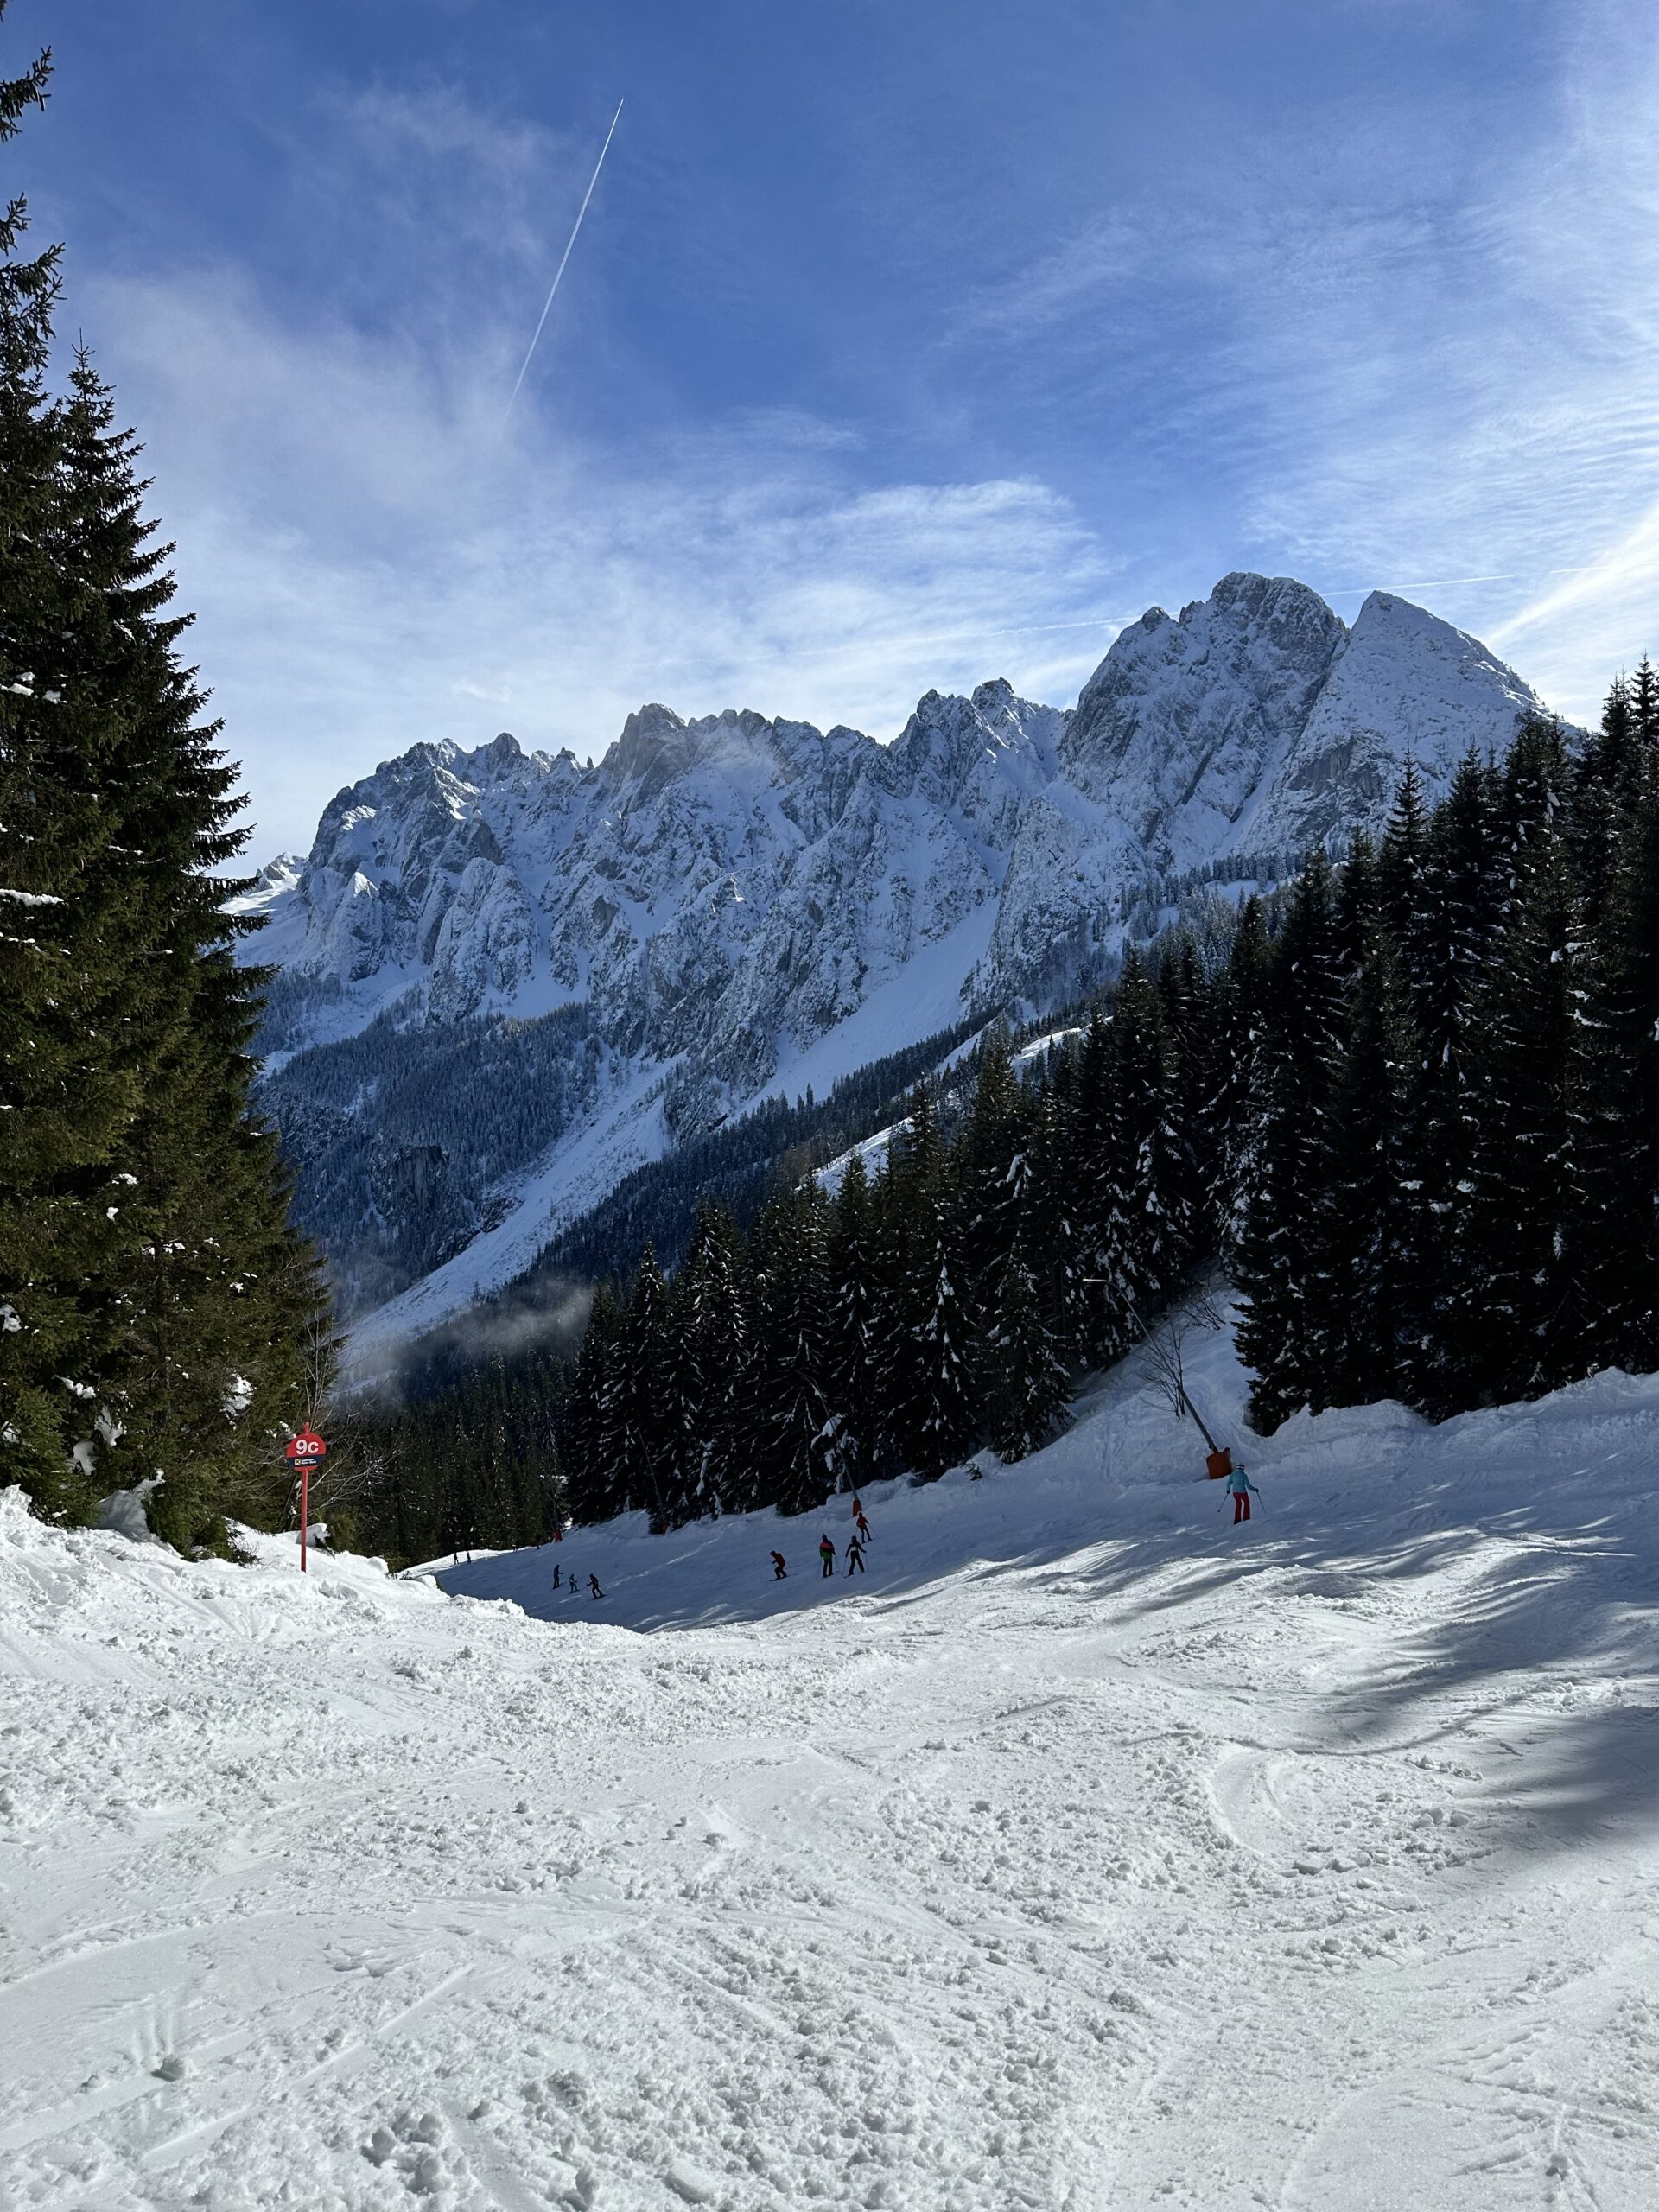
top-left (1225, 1465), bottom-right (1259, 1524)
top-left (845, 1535), bottom-right (866, 1575)
top-left (770, 1550), bottom-right (788, 1580)
top-left (818, 1534), bottom-right (836, 1579)
top-left (853, 1503), bottom-right (872, 1544)
top-left (552, 1561), bottom-right (563, 1590)
top-left (588, 1573), bottom-right (604, 1599)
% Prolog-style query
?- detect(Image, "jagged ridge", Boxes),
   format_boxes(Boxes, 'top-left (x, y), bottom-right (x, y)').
top-left (238, 574), bottom-right (1546, 1337)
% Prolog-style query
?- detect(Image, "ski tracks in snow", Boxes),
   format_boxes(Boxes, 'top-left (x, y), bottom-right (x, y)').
top-left (5, 1340), bottom-right (1659, 2207)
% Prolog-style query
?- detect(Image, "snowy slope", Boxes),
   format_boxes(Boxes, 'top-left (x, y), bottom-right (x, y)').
top-left (249, 575), bottom-right (1549, 1336)
top-left (6, 1317), bottom-right (1656, 2210)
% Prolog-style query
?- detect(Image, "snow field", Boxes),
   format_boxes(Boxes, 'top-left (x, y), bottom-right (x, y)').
top-left (3, 1316), bottom-right (1658, 2209)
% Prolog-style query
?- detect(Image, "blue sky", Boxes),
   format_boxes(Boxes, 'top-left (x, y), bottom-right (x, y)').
top-left (16, 0), bottom-right (1659, 854)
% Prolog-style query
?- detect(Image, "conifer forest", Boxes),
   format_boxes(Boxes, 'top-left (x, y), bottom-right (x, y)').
top-left (346, 680), bottom-right (1659, 1565)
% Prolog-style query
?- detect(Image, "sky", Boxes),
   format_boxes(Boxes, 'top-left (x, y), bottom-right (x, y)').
top-left (14, 0), bottom-right (1659, 856)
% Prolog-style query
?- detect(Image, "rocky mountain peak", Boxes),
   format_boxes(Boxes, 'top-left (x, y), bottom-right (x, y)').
top-left (250, 572), bottom-right (1554, 1338)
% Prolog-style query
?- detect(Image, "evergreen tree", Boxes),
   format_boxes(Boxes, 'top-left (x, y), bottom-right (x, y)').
top-left (1631, 656), bottom-right (1659, 752)
top-left (1376, 761), bottom-right (1428, 952)
top-left (983, 1236), bottom-right (1071, 1461)
top-left (619, 1245), bottom-right (675, 1527)
top-left (1560, 753), bottom-right (1659, 1376)
top-left (1235, 851), bottom-right (1346, 1429)
top-left (1306, 939), bottom-right (1413, 1409)
top-left (669, 1200), bottom-right (744, 1518)
top-left (957, 1027), bottom-right (1027, 1328)
top-left (1209, 896), bottom-right (1273, 1263)
top-left (1393, 753), bottom-right (1502, 1408)
top-left (824, 1152), bottom-right (885, 1485)
top-left (1092, 947), bottom-right (1184, 1352)
top-left (563, 1281), bottom-right (626, 1523)
top-left (0, 47), bottom-right (326, 1542)
top-left (0, 32), bottom-right (124, 1511)
top-left (746, 1188), bottom-right (842, 1514)
top-left (898, 1200), bottom-right (979, 1478)
top-left (1449, 827), bottom-right (1574, 1406)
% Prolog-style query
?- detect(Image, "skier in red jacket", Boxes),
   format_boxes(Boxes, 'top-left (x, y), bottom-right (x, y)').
top-left (770, 1550), bottom-right (787, 1580)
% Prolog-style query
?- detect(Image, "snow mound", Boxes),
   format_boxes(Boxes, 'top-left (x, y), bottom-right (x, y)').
top-left (3, 1316), bottom-right (1657, 2210)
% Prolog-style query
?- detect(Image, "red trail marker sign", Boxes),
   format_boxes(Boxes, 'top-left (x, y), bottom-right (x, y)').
top-left (284, 1426), bottom-right (327, 1572)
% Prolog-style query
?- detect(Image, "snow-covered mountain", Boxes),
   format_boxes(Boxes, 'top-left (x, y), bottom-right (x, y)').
top-left (242, 574), bottom-right (1547, 1341)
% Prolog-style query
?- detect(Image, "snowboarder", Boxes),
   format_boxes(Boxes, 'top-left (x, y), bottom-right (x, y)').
top-left (588, 1573), bottom-right (604, 1599)
top-left (1225, 1465), bottom-right (1259, 1523)
top-left (770, 1550), bottom-right (788, 1580)
top-left (818, 1534), bottom-right (836, 1579)
top-left (846, 1536), bottom-right (866, 1575)
top-left (552, 1561), bottom-right (563, 1590)
top-left (853, 1503), bottom-right (872, 1543)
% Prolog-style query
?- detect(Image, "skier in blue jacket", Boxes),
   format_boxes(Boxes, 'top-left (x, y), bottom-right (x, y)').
top-left (1225, 1465), bottom-right (1259, 1524)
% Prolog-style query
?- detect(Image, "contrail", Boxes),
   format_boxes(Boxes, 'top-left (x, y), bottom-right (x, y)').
top-left (505, 99), bottom-right (623, 416)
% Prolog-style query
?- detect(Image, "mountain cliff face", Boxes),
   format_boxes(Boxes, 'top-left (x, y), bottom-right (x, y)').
top-left (241, 575), bottom-right (1547, 1341)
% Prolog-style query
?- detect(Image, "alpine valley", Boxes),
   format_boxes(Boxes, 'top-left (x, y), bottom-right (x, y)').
top-left (241, 572), bottom-right (1546, 1350)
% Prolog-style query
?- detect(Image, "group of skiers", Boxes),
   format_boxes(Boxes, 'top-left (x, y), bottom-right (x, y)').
top-left (545, 1525), bottom-right (604, 1601)
top-left (550, 1561), bottom-right (606, 1599)
top-left (548, 1466), bottom-right (1259, 1618)
top-left (771, 1495), bottom-right (874, 1583)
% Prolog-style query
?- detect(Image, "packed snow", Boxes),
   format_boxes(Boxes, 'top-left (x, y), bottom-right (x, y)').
top-left (4, 1313), bottom-right (1657, 2209)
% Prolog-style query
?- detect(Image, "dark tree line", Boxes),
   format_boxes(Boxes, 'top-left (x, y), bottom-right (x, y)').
top-left (336, 1344), bottom-right (568, 1568)
top-left (1236, 676), bottom-right (1659, 1424)
top-left (0, 21), bottom-right (328, 1551)
top-left (561, 950), bottom-right (1231, 1527)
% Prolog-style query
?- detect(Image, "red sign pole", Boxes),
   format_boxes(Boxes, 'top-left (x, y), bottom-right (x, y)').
top-left (285, 1427), bottom-right (327, 1573)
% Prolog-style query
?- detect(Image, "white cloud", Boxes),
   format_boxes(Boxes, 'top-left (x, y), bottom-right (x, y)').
top-left (84, 260), bottom-right (1120, 857)
top-left (948, 0), bottom-right (1659, 723)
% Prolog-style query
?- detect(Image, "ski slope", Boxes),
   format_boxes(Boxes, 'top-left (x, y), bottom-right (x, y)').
top-left (3, 1317), bottom-right (1658, 2209)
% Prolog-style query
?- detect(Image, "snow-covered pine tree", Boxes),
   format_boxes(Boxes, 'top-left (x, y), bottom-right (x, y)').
top-left (1376, 761), bottom-right (1428, 954)
top-left (1446, 732), bottom-right (1575, 1407)
top-left (983, 1234), bottom-right (1071, 1461)
top-left (62, 353), bottom-right (329, 1547)
top-left (1392, 752), bottom-right (1503, 1411)
top-left (561, 1280), bottom-right (621, 1521)
top-left (898, 1200), bottom-right (979, 1478)
top-left (1154, 934), bottom-right (1214, 1262)
top-left (1091, 946), bottom-right (1185, 1356)
top-left (1209, 895), bottom-right (1274, 1266)
top-left (620, 1245), bottom-right (676, 1528)
top-left (1333, 830), bottom-right (1379, 976)
top-left (1306, 934), bottom-right (1413, 1410)
top-left (0, 39), bottom-right (130, 1514)
top-left (1630, 656), bottom-right (1659, 751)
top-left (1560, 747), bottom-right (1659, 1376)
top-left (1234, 849), bottom-right (1346, 1430)
top-left (870, 1082), bottom-right (950, 1465)
top-left (745, 1187), bottom-right (842, 1515)
top-left (669, 1199), bottom-right (745, 1519)
top-left (1064, 1005), bottom-right (1118, 1357)
top-left (824, 1150), bottom-right (886, 1486)
top-left (0, 51), bottom-right (326, 1543)
top-left (1020, 1075), bottom-right (1084, 1367)
top-left (956, 1026), bottom-right (1027, 1332)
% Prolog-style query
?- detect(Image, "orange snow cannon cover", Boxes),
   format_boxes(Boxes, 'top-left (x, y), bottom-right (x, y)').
top-left (1205, 1447), bottom-right (1233, 1482)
